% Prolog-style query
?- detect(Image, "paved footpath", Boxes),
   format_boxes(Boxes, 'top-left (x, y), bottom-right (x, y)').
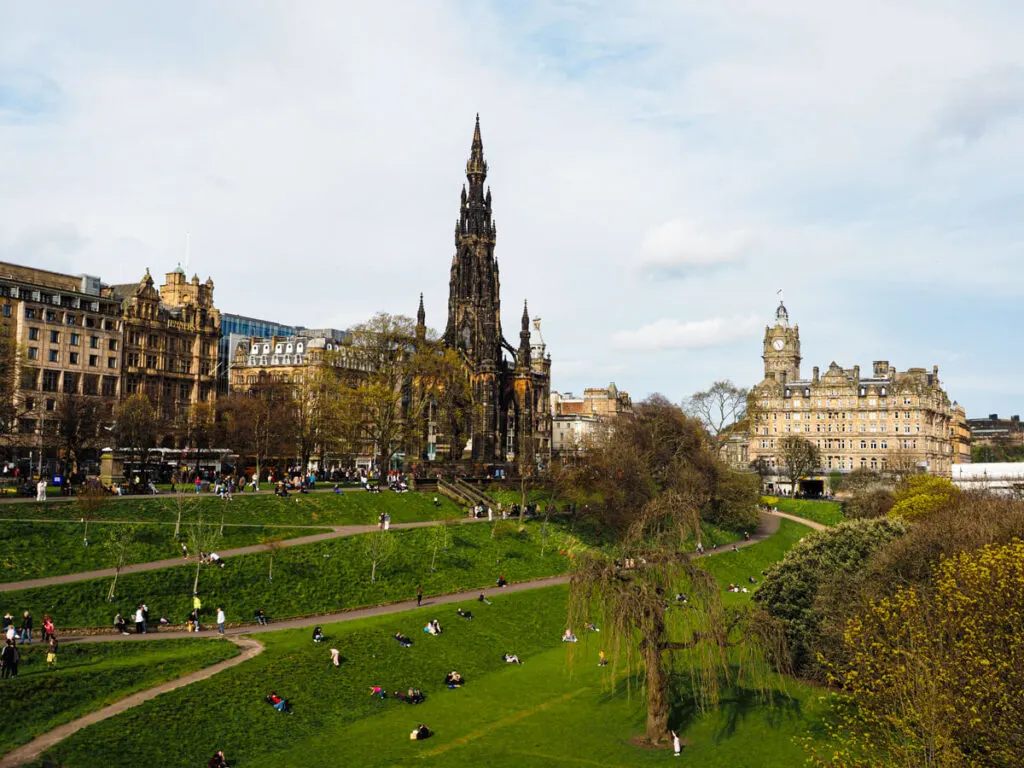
top-left (0, 518), bottom-right (485, 592)
top-left (0, 510), bottom-right (816, 766)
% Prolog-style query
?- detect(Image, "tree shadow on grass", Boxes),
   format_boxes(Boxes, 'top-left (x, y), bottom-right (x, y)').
top-left (668, 674), bottom-right (805, 743)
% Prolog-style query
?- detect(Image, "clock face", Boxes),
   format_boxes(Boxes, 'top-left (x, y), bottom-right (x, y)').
top-left (772, 338), bottom-right (785, 351)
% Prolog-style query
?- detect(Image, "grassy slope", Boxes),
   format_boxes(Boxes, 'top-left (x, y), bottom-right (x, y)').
top-left (0, 522), bottom-right (328, 581)
top-left (0, 490), bottom-right (463, 526)
top-left (37, 522), bottom-right (826, 768)
top-left (762, 496), bottom-right (845, 526)
top-left (5, 521), bottom-right (571, 627)
top-left (1, 638), bottom-right (238, 756)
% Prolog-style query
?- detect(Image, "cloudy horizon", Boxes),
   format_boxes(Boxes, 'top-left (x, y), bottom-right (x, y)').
top-left (3, 1), bottom-right (1023, 417)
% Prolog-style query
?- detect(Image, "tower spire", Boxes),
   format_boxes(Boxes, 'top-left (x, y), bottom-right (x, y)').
top-left (518, 300), bottom-right (531, 367)
top-left (416, 293), bottom-right (426, 343)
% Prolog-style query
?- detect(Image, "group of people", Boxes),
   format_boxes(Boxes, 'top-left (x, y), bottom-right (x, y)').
top-left (377, 512), bottom-right (392, 530)
top-left (2, 610), bottom-right (59, 677)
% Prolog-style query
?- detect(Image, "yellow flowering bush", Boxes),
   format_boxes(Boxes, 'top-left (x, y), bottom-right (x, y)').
top-left (810, 539), bottom-right (1024, 767)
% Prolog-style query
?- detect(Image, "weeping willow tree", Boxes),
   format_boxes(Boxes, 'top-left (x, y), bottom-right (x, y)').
top-left (563, 395), bottom-right (782, 746)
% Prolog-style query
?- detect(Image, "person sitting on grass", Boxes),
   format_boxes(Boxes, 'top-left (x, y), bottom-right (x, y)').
top-left (208, 750), bottom-right (229, 768)
top-left (265, 692), bottom-right (291, 713)
top-left (502, 653), bottom-right (522, 664)
top-left (410, 724), bottom-right (432, 740)
top-left (393, 631), bottom-right (412, 647)
top-left (496, 574), bottom-right (508, 588)
top-left (312, 626), bottom-right (324, 643)
top-left (444, 670), bottom-right (464, 688)
top-left (254, 609), bottom-right (268, 626)
top-left (395, 688), bottom-right (425, 704)
top-left (478, 593), bottom-right (492, 606)
top-left (598, 650), bottom-right (609, 667)
top-left (423, 619), bottom-right (442, 635)
top-left (456, 608), bottom-right (473, 620)
top-left (369, 685), bottom-right (386, 699)
top-left (562, 629), bottom-right (578, 643)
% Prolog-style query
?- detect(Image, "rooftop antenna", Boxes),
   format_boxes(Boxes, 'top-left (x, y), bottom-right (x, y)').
top-left (777, 288), bottom-right (784, 303)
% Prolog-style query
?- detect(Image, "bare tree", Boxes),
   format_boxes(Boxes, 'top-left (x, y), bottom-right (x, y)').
top-left (114, 394), bottom-right (157, 479)
top-left (186, 514), bottom-right (222, 595)
top-left (428, 520), bottom-right (455, 572)
top-left (684, 380), bottom-right (750, 451)
top-left (779, 436), bottom-right (821, 495)
top-left (172, 489), bottom-right (193, 539)
top-left (55, 394), bottom-right (101, 480)
top-left (76, 484), bottom-right (107, 546)
top-left (260, 533), bottom-right (286, 583)
top-left (104, 525), bottom-right (138, 601)
top-left (363, 528), bottom-right (397, 584)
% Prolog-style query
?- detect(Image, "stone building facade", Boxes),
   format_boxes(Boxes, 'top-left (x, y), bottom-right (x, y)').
top-left (109, 267), bottom-right (221, 429)
top-left (0, 262), bottom-right (124, 466)
top-left (749, 301), bottom-right (954, 490)
top-left (550, 383), bottom-right (632, 456)
top-left (230, 334), bottom-right (353, 389)
top-left (420, 116), bottom-right (552, 469)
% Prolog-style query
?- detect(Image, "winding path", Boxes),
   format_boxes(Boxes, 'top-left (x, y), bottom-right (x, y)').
top-left (0, 510), bottom-right (820, 766)
top-left (0, 635), bottom-right (265, 768)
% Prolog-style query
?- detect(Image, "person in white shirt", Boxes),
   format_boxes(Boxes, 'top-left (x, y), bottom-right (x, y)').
top-left (216, 607), bottom-right (226, 635)
top-left (672, 730), bottom-right (682, 757)
top-left (36, 479), bottom-right (47, 502)
top-left (134, 606), bottom-right (145, 634)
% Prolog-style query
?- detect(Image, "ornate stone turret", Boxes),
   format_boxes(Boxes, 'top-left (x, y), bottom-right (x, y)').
top-left (415, 293), bottom-right (426, 344)
top-left (517, 301), bottom-right (531, 369)
top-left (762, 299), bottom-right (801, 383)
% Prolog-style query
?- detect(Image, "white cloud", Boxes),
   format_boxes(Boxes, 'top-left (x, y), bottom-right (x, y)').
top-left (611, 316), bottom-right (761, 352)
top-left (636, 219), bottom-right (748, 276)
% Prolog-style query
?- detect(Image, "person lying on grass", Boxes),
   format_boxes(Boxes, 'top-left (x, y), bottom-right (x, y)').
top-left (456, 608), bottom-right (473, 620)
top-left (562, 629), bottom-right (578, 643)
top-left (410, 724), bottom-right (432, 740)
top-left (394, 688), bottom-right (425, 704)
top-left (502, 653), bottom-right (522, 664)
top-left (265, 692), bottom-right (291, 713)
top-left (393, 632), bottom-right (412, 647)
top-left (478, 593), bottom-right (492, 605)
top-left (585, 622), bottom-right (599, 632)
top-left (444, 670), bottom-right (464, 688)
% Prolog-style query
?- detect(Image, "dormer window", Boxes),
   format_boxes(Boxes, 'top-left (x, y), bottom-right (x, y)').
top-left (251, 345), bottom-right (259, 354)
top-left (275, 344), bottom-right (283, 354)
top-left (262, 344), bottom-right (270, 354)
top-left (859, 387), bottom-right (866, 397)
top-left (880, 387), bottom-right (886, 396)
top-left (297, 343), bottom-right (304, 353)
top-left (286, 344), bottom-right (293, 353)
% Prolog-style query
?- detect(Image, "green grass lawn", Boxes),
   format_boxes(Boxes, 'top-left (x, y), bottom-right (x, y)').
top-left (34, 584), bottom-right (830, 767)
top-left (762, 497), bottom-right (845, 527)
top-left (0, 490), bottom-right (463, 526)
top-left (0, 522), bottom-right (329, 582)
top-left (1, 638), bottom-right (238, 757)
top-left (4, 520), bottom-right (572, 628)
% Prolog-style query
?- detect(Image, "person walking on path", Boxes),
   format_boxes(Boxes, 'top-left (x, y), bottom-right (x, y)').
top-left (134, 605), bottom-right (145, 634)
top-left (217, 607), bottom-right (226, 635)
top-left (42, 614), bottom-right (55, 643)
top-left (20, 611), bottom-right (32, 644)
top-left (416, 585), bottom-right (423, 607)
top-left (36, 479), bottom-right (47, 502)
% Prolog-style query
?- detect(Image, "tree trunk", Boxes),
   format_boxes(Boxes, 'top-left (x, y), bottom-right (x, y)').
top-left (268, 554), bottom-right (274, 583)
top-left (519, 476), bottom-right (526, 523)
top-left (193, 560), bottom-right (202, 595)
top-left (370, 559), bottom-right (377, 584)
top-left (83, 518), bottom-right (89, 544)
top-left (644, 641), bottom-right (671, 743)
top-left (431, 543), bottom-right (438, 572)
top-left (174, 506), bottom-right (183, 538)
top-left (220, 511), bottom-right (225, 536)
top-left (108, 567), bottom-right (120, 601)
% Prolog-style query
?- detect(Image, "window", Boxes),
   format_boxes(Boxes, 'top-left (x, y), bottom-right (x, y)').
top-left (108, 339), bottom-right (118, 351)
top-left (66, 314), bottom-right (76, 326)
top-left (69, 352), bottom-right (79, 364)
top-left (83, 375), bottom-right (99, 395)
top-left (88, 354), bottom-right (98, 367)
top-left (1, 305), bottom-right (8, 317)
top-left (860, 440), bottom-right (867, 449)
top-left (148, 334), bottom-right (158, 348)
top-left (128, 331), bottom-right (140, 345)
top-left (63, 373), bottom-right (78, 393)
top-left (27, 347), bottom-right (38, 360)
top-left (145, 354), bottom-right (157, 369)
top-left (46, 398), bottom-right (56, 411)
top-left (89, 336), bottom-right (98, 348)
top-left (28, 327), bottom-right (39, 340)
top-left (127, 352), bottom-right (139, 367)
top-left (125, 378), bottom-right (139, 394)
top-left (104, 319), bottom-right (115, 331)
top-left (70, 333), bottom-right (80, 346)
top-left (24, 307), bottom-right (35, 319)
top-left (107, 357), bottom-right (117, 369)
top-left (48, 350), bottom-right (58, 362)
top-left (49, 330), bottom-right (60, 343)
top-left (25, 396), bottom-right (35, 412)
top-left (101, 376), bottom-right (116, 397)
top-left (42, 370), bottom-right (59, 392)
top-left (85, 316), bottom-right (95, 328)
top-left (46, 310), bottom-right (56, 322)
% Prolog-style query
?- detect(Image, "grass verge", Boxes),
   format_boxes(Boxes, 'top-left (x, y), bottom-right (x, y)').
top-left (1, 638), bottom-right (238, 757)
top-left (762, 497), bottom-right (844, 526)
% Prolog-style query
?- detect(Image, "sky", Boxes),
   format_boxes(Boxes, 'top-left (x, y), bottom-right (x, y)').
top-left (2, 1), bottom-right (1023, 417)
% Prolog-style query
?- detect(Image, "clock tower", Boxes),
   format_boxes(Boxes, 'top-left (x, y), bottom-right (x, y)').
top-left (762, 301), bottom-right (801, 382)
